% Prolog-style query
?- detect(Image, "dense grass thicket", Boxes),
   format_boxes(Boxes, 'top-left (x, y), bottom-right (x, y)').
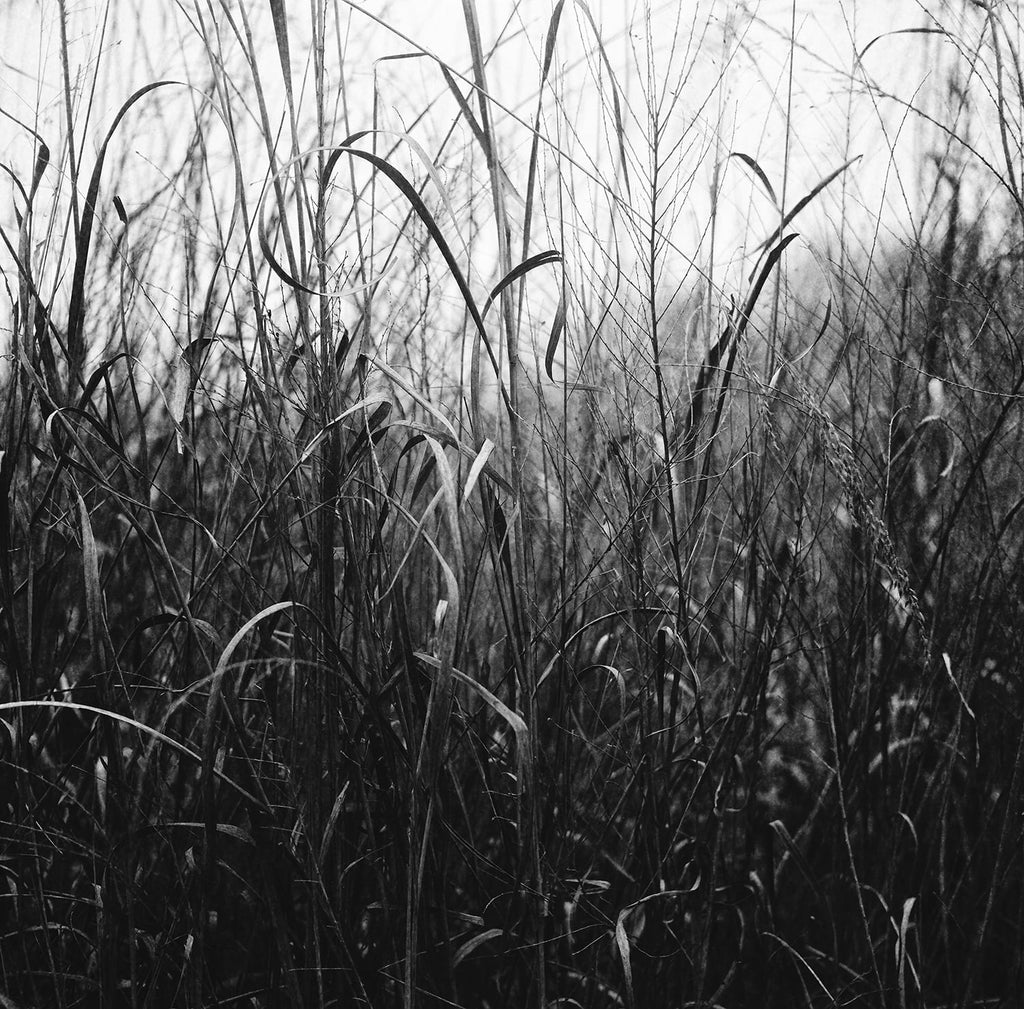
top-left (3, 1), bottom-right (1024, 1005)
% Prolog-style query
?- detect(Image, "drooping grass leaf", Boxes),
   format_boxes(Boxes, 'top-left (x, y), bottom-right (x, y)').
top-left (439, 65), bottom-right (524, 209)
top-left (67, 82), bottom-right (181, 382)
top-left (0, 700), bottom-right (265, 808)
top-left (729, 151), bottom-right (779, 208)
top-left (461, 438), bottom-right (495, 507)
top-left (481, 249), bottom-right (562, 319)
top-left (858, 27), bottom-right (949, 61)
top-left (75, 488), bottom-right (107, 665)
top-left (268, 0), bottom-right (294, 111)
top-left (0, 105), bottom-right (50, 203)
top-left (544, 293), bottom-right (567, 381)
top-left (332, 141), bottom-right (512, 425)
top-left (750, 157), bottom-right (861, 268)
top-left (615, 891), bottom-right (690, 1009)
top-left (577, 0), bottom-right (632, 200)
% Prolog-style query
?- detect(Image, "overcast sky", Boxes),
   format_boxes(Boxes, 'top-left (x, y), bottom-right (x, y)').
top-left (0, 1), bottom-right (1002, 306)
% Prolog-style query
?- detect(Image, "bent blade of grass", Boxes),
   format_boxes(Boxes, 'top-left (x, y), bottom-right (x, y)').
top-left (858, 26), bottom-right (949, 62)
top-left (384, 421), bottom-right (514, 496)
top-left (728, 151), bottom-right (779, 209)
top-left (67, 81), bottom-right (182, 380)
top-left (453, 927), bottom-right (505, 968)
top-left (258, 185), bottom-right (402, 297)
top-left (366, 357), bottom-right (458, 441)
top-left (764, 932), bottom-right (835, 1002)
top-left (115, 609), bottom-right (222, 666)
top-left (461, 437), bottom-right (495, 507)
top-left (326, 132), bottom-right (519, 438)
top-left (414, 652), bottom-right (528, 743)
top-left (481, 249), bottom-right (562, 320)
top-left (260, 129), bottom-right (463, 296)
top-left (201, 601), bottom-right (299, 822)
top-left (424, 436), bottom-right (466, 574)
top-left (577, 0), bottom-right (632, 201)
top-left (331, 140), bottom-right (512, 429)
top-left (439, 65), bottom-right (525, 210)
top-left (521, 0), bottom-right (566, 275)
top-left (941, 652), bottom-right (976, 721)
top-left (749, 157), bottom-right (861, 268)
top-left (543, 292), bottom-right (567, 381)
top-left (0, 701), bottom-right (266, 809)
top-left (0, 106), bottom-right (51, 204)
top-left (170, 336), bottom-right (215, 427)
top-left (297, 392), bottom-right (394, 465)
top-left (211, 601), bottom-right (299, 682)
top-left (768, 298), bottom-right (831, 390)
top-left (570, 663), bottom-right (627, 714)
top-left (74, 488), bottom-right (108, 666)
top-left (329, 130), bottom-right (466, 254)
top-left (614, 890), bottom-right (690, 1009)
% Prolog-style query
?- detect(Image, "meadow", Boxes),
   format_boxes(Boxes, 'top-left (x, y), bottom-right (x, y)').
top-left (2, 1), bottom-right (1023, 1006)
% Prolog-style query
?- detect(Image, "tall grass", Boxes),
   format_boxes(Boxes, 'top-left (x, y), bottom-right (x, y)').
top-left (2, 1), bottom-right (1024, 1006)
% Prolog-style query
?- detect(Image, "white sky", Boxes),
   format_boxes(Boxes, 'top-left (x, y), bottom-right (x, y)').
top-left (0, 1), bottom-right (1009, 322)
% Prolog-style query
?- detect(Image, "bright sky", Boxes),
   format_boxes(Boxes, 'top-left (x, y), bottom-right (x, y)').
top-left (0, 1), bottom-right (1005, 308)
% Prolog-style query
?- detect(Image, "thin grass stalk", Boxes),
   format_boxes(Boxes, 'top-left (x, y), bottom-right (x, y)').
top-left (460, 4), bottom-right (544, 1004)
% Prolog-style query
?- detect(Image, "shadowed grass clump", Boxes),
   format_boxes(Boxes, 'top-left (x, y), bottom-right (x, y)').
top-left (2, 1), bottom-right (1024, 1007)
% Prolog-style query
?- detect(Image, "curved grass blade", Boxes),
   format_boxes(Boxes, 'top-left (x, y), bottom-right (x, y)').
top-left (0, 700), bottom-right (266, 809)
top-left (693, 234), bottom-right (799, 515)
top-left (577, 0), bottom-right (631, 200)
top-left (769, 298), bottom-right (832, 390)
top-left (439, 66), bottom-right (524, 209)
top-left (67, 81), bottom-right (181, 379)
top-left (544, 293), bottom-right (567, 381)
top-left (268, 0), bottom-right (294, 112)
top-left (327, 142), bottom-right (512, 425)
top-left (729, 151), bottom-right (779, 209)
top-left (615, 890), bottom-right (690, 1009)
top-left (481, 249), bottom-right (561, 319)
top-left (750, 156), bottom-right (861, 268)
top-left (75, 488), bottom-right (108, 667)
top-left (201, 602), bottom-right (298, 829)
top-left (0, 105), bottom-right (50, 203)
top-left (461, 438), bottom-right (495, 507)
top-left (261, 132), bottom-right (464, 295)
top-left (414, 653), bottom-right (528, 741)
top-left (521, 0), bottom-right (565, 274)
top-left (859, 27), bottom-right (949, 61)
top-left (325, 130), bottom-right (465, 258)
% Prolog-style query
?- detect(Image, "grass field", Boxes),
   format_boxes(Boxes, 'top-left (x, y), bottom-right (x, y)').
top-left (2, 1), bottom-right (1024, 1006)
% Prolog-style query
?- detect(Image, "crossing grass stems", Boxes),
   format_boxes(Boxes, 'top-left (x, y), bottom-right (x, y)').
top-left (2, 1), bottom-right (1024, 1006)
